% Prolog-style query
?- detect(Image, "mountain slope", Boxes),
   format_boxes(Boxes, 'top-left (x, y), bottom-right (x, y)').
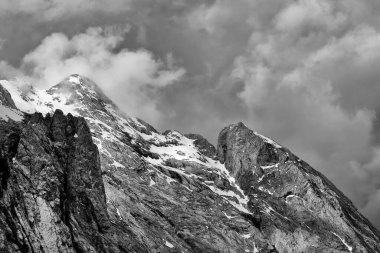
top-left (0, 74), bottom-right (379, 252)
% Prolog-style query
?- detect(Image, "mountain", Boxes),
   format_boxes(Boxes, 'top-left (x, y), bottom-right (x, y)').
top-left (0, 74), bottom-right (379, 252)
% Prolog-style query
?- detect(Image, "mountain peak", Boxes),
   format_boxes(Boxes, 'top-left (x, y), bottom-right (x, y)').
top-left (52, 74), bottom-right (110, 102)
top-left (0, 75), bottom-right (116, 117)
top-left (63, 74), bottom-right (100, 90)
top-left (221, 122), bottom-right (282, 150)
top-left (67, 74), bottom-right (83, 85)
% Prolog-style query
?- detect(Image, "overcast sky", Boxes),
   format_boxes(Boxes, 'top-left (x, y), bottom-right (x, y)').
top-left (1, 0), bottom-right (380, 228)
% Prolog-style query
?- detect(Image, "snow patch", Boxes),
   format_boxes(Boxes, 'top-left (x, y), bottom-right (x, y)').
top-left (165, 241), bottom-right (174, 248)
top-left (241, 234), bottom-right (252, 239)
top-left (254, 131), bottom-right (282, 148)
top-left (111, 160), bottom-right (125, 169)
top-left (149, 178), bottom-right (156, 186)
top-left (227, 199), bottom-right (252, 214)
top-left (285, 195), bottom-right (300, 203)
top-left (258, 186), bottom-right (274, 195)
top-left (257, 174), bottom-right (266, 183)
top-left (208, 185), bottom-right (242, 199)
top-left (145, 157), bottom-right (164, 166)
top-left (92, 137), bottom-right (113, 158)
top-left (223, 212), bottom-right (236, 219)
top-left (1, 80), bottom-right (79, 116)
top-left (261, 163), bottom-right (279, 170)
top-left (69, 75), bottom-right (81, 84)
top-left (332, 232), bottom-right (353, 252)
top-left (116, 208), bottom-right (122, 220)
top-left (253, 244), bottom-right (259, 253)
top-left (165, 176), bottom-right (177, 184)
top-left (149, 136), bottom-right (201, 163)
top-left (206, 177), bottom-right (251, 214)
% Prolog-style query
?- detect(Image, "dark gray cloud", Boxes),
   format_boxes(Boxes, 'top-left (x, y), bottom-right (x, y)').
top-left (1, 0), bottom-right (380, 228)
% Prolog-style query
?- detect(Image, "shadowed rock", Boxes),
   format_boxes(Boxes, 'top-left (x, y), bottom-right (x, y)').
top-left (185, 133), bottom-right (217, 159)
top-left (0, 85), bottom-right (16, 109)
top-left (0, 111), bottom-right (145, 252)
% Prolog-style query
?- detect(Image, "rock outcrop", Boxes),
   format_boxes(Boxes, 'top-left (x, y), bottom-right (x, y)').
top-left (0, 85), bottom-right (16, 109)
top-left (1, 112), bottom-right (83, 251)
top-left (0, 75), bottom-right (379, 252)
top-left (0, 111), bottom-right (147, 252)
top-left (185, 133), bottom-right (217, 159)
top-left (217, 122), bottom-right (380, 252)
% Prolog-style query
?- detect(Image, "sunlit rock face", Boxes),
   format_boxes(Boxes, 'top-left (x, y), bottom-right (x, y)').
top-left (0, 75), bottom-right (379, 252)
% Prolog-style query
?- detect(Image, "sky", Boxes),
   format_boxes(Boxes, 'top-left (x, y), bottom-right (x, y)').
top-left (0, 0), bottom-right (380, 229)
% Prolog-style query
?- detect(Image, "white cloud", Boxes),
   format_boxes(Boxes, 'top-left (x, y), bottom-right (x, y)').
top-left (275, 0), bottom-right (347, 34)
top-left (0, 0), bottom-right (132, 20)
top-left (18, 26), bottom-right (185, 122)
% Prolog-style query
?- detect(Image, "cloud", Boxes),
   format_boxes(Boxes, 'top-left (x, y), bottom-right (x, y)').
top-left (14, 26), bottom-right (185, 122)
top-left (362, 190), bottom-right (380, 229)
top-left (275, 0), bottom-right (347, 34)
top-left (360, 148), bottom-right (380, 227)
top-left (0, 0), bottom-right (132, 20)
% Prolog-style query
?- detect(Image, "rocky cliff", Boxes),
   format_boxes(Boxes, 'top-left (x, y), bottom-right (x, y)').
top-left (0, 74), bottom-right (379, 252)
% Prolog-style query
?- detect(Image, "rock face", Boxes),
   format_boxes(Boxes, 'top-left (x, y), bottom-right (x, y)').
top-left (217, 122), bottom-right (380, 252)
top-left (185, 133), bottom-right (217, 159)
top-left (0, 111), bottom-right (110, 252)
top-left (0, 75), bottom-right (379, 252)
top-left (0, 85), bottom-right (16, 109)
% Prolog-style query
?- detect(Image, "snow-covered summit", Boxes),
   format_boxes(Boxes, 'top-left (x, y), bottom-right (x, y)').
top-left (0, 75), bottom-right (283, 169)
top-left (0, 74), bottom-right (255, 218)
top-left (68, 74), bottom-right (82, 85)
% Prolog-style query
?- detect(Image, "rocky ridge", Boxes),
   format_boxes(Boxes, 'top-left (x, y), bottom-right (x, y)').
top-left (0, 74), bottom-right (379, 252)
